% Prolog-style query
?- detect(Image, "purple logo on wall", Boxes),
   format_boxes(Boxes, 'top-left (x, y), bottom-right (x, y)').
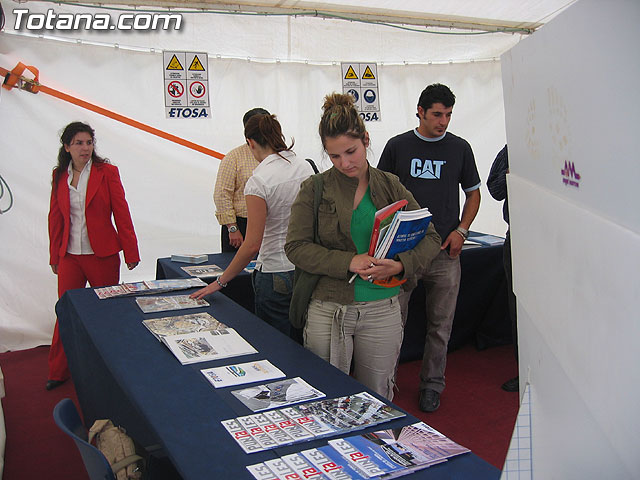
top-left (561, 161), bottom-right (581, 188)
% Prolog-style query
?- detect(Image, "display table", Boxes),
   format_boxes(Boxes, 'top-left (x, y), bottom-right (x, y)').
top-left (57, 287), bottom-right (499, 479)
top-left (157, 242), bottom-right (511, 364)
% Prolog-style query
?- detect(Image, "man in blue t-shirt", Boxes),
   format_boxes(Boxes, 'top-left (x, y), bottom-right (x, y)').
top-left (378, 83), bottom-right (481, 412)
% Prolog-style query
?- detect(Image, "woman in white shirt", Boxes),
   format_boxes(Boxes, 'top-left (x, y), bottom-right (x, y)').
top-left (191, 114), bottom-right (314, 335)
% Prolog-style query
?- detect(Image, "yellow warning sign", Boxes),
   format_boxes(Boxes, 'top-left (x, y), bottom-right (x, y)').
top-left (166, 54), bottom-right (184, 71)
top-left (362, 66), bottom-right (375, 79)
top-left (344, 65), bottom-right (358, 80)
top-left (189, 55), bottom-right (205, 71)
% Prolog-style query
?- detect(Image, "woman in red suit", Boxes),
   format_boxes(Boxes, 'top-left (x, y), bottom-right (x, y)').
top-left (47, 122), bottom-right (140, 390)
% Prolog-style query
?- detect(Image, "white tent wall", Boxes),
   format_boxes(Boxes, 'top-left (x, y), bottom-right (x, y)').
top-left (502, 0), bottom-right (639, 476)
top-left (1, 1), bottom-right (510, 352)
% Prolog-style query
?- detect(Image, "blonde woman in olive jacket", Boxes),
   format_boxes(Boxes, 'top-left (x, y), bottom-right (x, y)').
top-left (284, 93), bottom-right (441, 400)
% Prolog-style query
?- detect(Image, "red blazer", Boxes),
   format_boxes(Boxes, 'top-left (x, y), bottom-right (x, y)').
top-left (48, 162), bottom-right (140, 266)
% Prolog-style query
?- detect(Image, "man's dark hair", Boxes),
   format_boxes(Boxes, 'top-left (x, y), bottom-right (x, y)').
top-left (417, 83), bottom-right (456, 112)
top-left (243, 107), bottom-right (270, 126)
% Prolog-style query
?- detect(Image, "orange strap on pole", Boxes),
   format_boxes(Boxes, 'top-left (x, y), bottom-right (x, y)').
top-left (1, 63), bottom-right (224, 160)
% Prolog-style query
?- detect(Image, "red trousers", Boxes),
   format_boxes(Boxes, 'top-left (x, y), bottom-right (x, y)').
top-left (48, 253), bottom-right (120, 381)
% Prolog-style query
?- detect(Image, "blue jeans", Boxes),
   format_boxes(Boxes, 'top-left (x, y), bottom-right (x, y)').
top-left (251, 270), bottom-right (293, 336)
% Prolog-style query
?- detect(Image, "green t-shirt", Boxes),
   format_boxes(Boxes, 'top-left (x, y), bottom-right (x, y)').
top-left (350, 187), bottom-right (400, 302)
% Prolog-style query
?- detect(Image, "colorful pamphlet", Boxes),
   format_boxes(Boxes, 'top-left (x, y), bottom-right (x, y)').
top-left (142, 312), bottom-right (227, 341)
top-left (231, 377), bottom-right (325, 412)
top-left (135, 294), bottom-right (209, 314)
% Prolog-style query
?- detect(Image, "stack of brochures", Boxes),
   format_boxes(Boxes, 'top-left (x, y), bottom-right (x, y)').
top-left (373, 207), bottom-right (433, 260)
top-left (221, 391), bottom-right (405, 453)
top-left (231, 377), bottom-right (326, 412)
top-left (247, 421), bottom-right (470, 479)
top-left (171, 253), bottom-right (208, 264)
top-left (94, 278), bottom-right (207, 299)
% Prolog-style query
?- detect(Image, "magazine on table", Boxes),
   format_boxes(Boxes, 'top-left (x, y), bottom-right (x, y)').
top-left (246, 421), bottom-right (469, 480)
top-left (162, 328), bottom-right (257, 365)
top-left (244, 260), bottom-right (258, 273)
top-left (142, 312), bottom-right (227, 342)
top-left (180, 264), bottom-right (225, 278)
top-left (171, 253), bottom-right (208, 264)
top-left (135, 294), bottom-right (209, 314)
top-left (231, 377), bottom-right (325, 412)
top-left (201, 359), bottom-right (285, 389)
top-left (222, 391), bottom-right (405, 453)
top-left (329, 421), bottom-right (468, 478)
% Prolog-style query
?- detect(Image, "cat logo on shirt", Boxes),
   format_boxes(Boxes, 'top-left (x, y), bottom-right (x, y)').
top-left (411, 158), bottom-right (446, 179)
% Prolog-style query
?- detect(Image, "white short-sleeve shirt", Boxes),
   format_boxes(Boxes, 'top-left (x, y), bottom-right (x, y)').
top-left (244, 150), bottom-right (314, 272)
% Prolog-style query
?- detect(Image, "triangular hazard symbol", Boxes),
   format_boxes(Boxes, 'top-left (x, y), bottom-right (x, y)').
top-left (344, 66), bottom-right (358, 80)
top-left (189, 55), bottom-right (205, 71)
top-left (362, 66), bottom-right (375, 79)
top-left (166, 54), bottom-right (183, 71)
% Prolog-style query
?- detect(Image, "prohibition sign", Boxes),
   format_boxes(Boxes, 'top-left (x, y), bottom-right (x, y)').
top-left (168, 81), bottom-right (184, 98)
top-left (190, 81), bottom-right (206, 98)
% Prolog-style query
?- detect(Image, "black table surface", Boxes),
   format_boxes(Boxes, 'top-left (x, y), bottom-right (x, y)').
top-left (57, 286), bottom-right (500, 479)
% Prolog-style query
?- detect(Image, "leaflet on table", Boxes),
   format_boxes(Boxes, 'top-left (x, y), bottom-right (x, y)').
top-left (180, 264), bottom-right (224, 278)
top-left (244, 260), bottom-right (258, 273)
top-left (301, 446), bottom-right (369, 480)
top-left (221, 391), bottom-right (405, 453)
top-left (142, 312), bottom-right (227, 341)
top-left (171, 253), bottom-right (209, 264)
top-left (374, 207), bottom-right (432, 260)
top-left (135, 294), bottom-right (209, 314)
top-left (94, 277), bottom-right (207, 299)
top-left (465, 232), bottom-right (505, 246)
top-left (201, 359), bottom-right (285, 389)
top-left (162, 328), bottom-right (257, 365)
top-left (231, 377), bottom-right (325, 412)
top-left (142, 278), bottom-right (207, 290)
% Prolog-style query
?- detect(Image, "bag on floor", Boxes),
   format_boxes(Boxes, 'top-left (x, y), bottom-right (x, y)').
top-left (89, 419), bottom-right (144, 480)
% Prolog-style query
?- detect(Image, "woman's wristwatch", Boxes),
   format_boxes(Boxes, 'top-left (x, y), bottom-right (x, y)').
top-left (216, 277), bottom-right (228, 288)
top-left (228, 225), bottom-right (238, 233)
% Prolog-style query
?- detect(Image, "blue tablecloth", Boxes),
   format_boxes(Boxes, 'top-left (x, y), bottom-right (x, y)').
top-left (157, 244), bottom-right (511, 363)
top-left (57, 286), bottom-right (500, 479)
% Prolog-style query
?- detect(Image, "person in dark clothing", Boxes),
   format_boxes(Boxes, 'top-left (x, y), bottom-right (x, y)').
top-left (487, 145), bottom-right (518, 392)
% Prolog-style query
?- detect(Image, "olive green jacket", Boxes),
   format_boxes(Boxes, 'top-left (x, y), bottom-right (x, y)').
top-left (285, 165), bottom-right (441, 305)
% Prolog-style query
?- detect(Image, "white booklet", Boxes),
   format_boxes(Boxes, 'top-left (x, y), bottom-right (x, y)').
top-left (142, 312), bottom-right (227, 342)
top-left (231, 377), bottom-right (326, 412)
top-left (162, 328), bottom-right (257, 365)
top-left (201, 360), bottom-right (285, 388)
top-left (135, 294), bottom-right (209, 314)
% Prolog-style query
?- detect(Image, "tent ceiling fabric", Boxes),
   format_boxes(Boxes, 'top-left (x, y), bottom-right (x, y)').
top-left (30, 0), bottom-right (577, 33)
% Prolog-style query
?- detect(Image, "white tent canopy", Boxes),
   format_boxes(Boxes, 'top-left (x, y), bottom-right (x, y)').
top-left (0, 0), bottom-right (571, 352)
